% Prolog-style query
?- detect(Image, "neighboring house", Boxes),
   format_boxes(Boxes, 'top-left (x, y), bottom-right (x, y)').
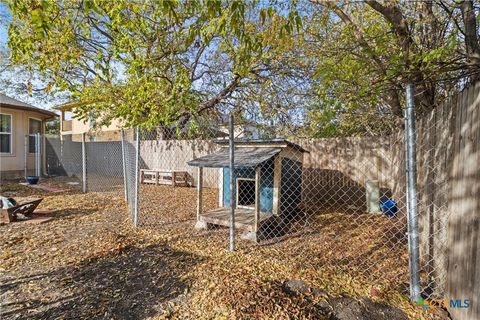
top-left (57, 102), bottom-right (258, 141)
top-left (0, 93), bottom-right (58, 180)
top-left (217, 124), bottom-right (260, 140)
top-left (55, 102), bottom-right (123, 142)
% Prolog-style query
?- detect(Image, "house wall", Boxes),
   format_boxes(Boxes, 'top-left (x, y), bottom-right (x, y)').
top-left (0, 106), bottom-right (51, 179)
top-left (71, 117), bottom-right (122, 134)
top-left (62, 110), bottom-right (123, 140)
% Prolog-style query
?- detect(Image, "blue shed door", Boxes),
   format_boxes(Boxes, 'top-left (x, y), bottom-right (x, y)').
top-left (223, 161), bottom-right (274, 214)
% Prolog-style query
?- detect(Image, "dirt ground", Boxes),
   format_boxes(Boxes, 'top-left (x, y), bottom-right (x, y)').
top-left (0, 180), bottom-right (440, 319)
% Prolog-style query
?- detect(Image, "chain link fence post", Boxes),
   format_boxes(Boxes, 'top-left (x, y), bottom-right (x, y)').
top-left (81, 133), bottom-right (87, 193)
top-left (405, 83), bottom-right (421, 302)
top-left (229, 114), bottom-right (235, 252)
top-left (133, 126), bottom-right (140, 227)
top-left (24, 134), bottom-right (28, 180)
top-left (121, 129), bottom-right (128, 202)
top-left (35, 133), bottom-right (41, 178)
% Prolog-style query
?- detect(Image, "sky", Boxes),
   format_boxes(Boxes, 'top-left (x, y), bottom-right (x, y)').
top-left (0, 3), bottom-right (10, 51)
top-left (0, 4), bottom-right (61, 111)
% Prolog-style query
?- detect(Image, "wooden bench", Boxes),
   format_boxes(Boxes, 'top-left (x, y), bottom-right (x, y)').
top-left (140, 169), bottom-right (189, 187)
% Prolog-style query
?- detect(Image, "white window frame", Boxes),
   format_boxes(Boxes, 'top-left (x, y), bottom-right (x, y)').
top-left (236, 177), bottom-right (256, 210)
top-left (0, 113), bottom-right (13, 155)
top-left (28, 117), bottom-right (42, 154)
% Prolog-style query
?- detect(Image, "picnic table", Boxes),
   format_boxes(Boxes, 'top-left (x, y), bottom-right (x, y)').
top-left (140, 169), bottom-right (189, 187)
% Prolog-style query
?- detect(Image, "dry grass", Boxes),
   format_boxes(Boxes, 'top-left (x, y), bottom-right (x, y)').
top-left (0, 180), bottom-right (428, 319)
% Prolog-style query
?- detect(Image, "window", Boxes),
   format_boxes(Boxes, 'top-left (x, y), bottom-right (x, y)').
top-left (29, 118), bottom-right (42, 153)
top-left (237, 178), bottom-right (256, 208)
top-left (0, 114), bottom-right (12, 153)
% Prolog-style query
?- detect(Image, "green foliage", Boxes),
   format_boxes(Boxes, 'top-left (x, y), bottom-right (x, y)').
top-left (298, 1), bottom-right (473, 137)
top-left (6, 0), bottom-right (302, 133)
top-left (5, 1), bottom-right (477, 138)
top-left (45, 118), bottom-right (59, 134)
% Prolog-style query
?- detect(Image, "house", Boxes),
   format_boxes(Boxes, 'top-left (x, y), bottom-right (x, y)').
top-left (188, 139), bottom-right (308, 241)
top-left (57, 101), bottom-right (260, 141)
top-left (0, 93), bottom-right (58, 180)
top-left (55, 102), bottom-right (124, 142)
top-left (217, 124), bottom-right (261, 140)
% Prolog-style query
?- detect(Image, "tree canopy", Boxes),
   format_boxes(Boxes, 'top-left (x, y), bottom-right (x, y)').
top-left (4, 1), bottom-right (480, 137)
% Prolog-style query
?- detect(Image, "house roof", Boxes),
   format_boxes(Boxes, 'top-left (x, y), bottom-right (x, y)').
top-left (187, 147), bottom-right (282, 168)
top-left (0, 93), bottom-right (58, 119)
top-left (214, 138), bottom-right (308, 153)
top-left (53, 100), bottom-right (86, 111)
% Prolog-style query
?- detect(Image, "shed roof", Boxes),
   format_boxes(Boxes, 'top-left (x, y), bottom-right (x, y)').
top-left (188, 147), bottom-right (281, 168)
top-left (0, 93), bottom-right (57, 118)
top-left (214, 138), bottom-right (308, 153)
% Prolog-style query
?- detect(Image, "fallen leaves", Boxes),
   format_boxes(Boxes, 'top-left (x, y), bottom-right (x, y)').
top-left (0, 179), bottom-right (421, 319)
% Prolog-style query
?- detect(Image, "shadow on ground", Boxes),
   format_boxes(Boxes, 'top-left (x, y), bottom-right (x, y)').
top-left (0, 243), bottom-right (202, 320)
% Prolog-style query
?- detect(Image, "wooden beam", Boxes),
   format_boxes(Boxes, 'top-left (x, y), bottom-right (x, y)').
top-left (255, 166), bottom-right (261, 233)
top-left (218, 168), bottom-right (224, 207)
top-left (272, 156), bottom-right (281, 215)
top-left (60, 110), bottom-right (65, 132)
top-left (197, 167), bottom-right (203, 221)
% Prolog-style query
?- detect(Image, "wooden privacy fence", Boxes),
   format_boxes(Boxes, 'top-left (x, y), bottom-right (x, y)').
top-left (392, 82), bottom-right (479, 320)
top-left (439, 83), bottom-right (479, 320)
top-left (138, 137), bottom-right (397, 206)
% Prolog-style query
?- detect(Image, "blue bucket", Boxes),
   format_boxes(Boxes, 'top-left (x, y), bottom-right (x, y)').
top-left (379, 199), bottom-right (397, 217)
top-left (26, 176), bottom-right (39, 185)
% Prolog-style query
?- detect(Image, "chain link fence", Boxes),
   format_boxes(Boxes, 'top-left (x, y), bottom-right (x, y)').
top-left (45, 135), bottom-right (84, 188)
top-left (45, 133), bottom-right (125, 195)
top-left (124, 118), bottom-right (414, 298)
top-left (41, 83), bottom-right (480, 309)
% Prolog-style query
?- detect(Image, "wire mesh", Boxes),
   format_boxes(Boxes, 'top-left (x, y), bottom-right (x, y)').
top-left (45, 134), bottom-right (84, 188)
top-left (120, 121), bottom-right (410, 296)
top-left (24, 134), bottom-right (42, 178)
top-left (123, 128), bottom-right (138, 223)
top-left (85, 138), bottom-right (124, 194)
top-left (135, 127), bottom-right (220, 227)
top-left (41, 85), bottom-right (474, 304)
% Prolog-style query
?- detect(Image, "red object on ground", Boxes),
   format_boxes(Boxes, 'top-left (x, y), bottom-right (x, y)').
top-left (23, 216), bottom-right (54, 225)
top-left (370, 287), bottom-right (382, 297)
top-left (21, 183), bottom-right (67, 193)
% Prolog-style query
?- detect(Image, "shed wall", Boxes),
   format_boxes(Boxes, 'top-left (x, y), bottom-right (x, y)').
top-left (280, 157), bottom-right (302, 216)
top-left (222, 159), bottom-right (275, 214)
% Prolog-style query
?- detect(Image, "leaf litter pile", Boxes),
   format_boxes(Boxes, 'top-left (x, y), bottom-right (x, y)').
top-left (0, 180), bottom-right (436, 319)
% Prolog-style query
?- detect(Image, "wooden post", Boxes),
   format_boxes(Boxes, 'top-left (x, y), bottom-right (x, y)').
top-left (254, 166), bottom-right (261, 234)
top-left (60, 110), bottom-right (64, 132)
top-left (218, 168), bottom-right (224, 207)
top-left (197, 167), bottom-right (203, 221)
top-left (272, 156), bottom-right (281, 215)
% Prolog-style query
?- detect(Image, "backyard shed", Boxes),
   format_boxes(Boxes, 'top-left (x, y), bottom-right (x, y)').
top-left (187, 139), bottom-right (307, 241)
